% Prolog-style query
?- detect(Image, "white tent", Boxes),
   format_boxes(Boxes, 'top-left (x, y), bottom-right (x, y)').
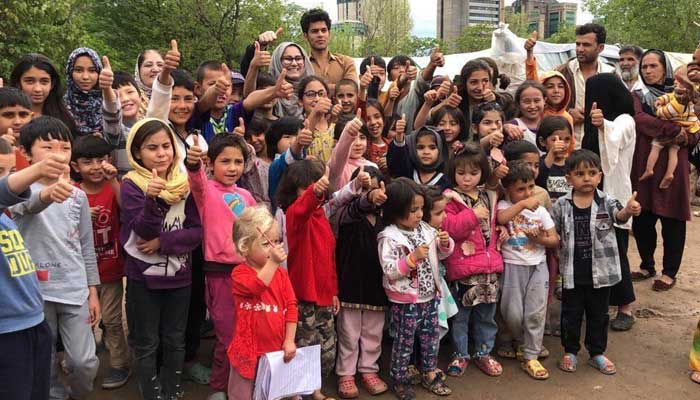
top-left (354, 24), bottom-right (693, 91)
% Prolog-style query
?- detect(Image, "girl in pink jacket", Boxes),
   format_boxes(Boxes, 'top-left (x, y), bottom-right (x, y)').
top-left (441, 143), bottom-right (505, 378)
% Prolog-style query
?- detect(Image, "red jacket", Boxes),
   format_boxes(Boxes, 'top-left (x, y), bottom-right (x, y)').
top-left (441, 189), bottom-right (503, 281)
top-left (285, 185), bottom-right (338, 306)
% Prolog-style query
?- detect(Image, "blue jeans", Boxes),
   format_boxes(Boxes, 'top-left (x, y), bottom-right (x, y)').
top-left (450, 300), bottom-right (498, 360)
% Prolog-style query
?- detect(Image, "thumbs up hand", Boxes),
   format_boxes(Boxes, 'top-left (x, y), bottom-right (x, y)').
top-left (186, 134), bottom-right (204, 168)
top-left (355, 165), bottom-right (371, 191)
top-left (47, 171), bottom-right (74, 204)
top-left (101, 160), bottom-right (118, 182)
top-left (552, 135), bottom-right (567, 154)
top-left (405, 60), bottom-right (418, 82)
top-left (258, 27), bottom-right (283, 47)
top-left (525, 31), bottom-right (538, 53)
top-left (625, 191), bottom-right (641, 216)
top-left (233, 118), bottom-right (246, 137)
top-left (1, 128), bottom-right (17, 148)
top-left (163, 39), bottom-right (180, 75)
top-left (146, 168), bottom-right (167, 199)
top-left (360, 66), bottom-right (374, 90)
top-left (590, 101), bottom-right (604, 128)
top-left (252, 41), bottom-right (272, 70)
top-left (395, 114), bottom-right (407, 143)
top-left (369, 180), bottom-right (387, 206)
top-left (98, 56), bottom-right (114, 91)
top-left (314, 165), bottom-right (330, 198)
top-left (430, 46), bottom-right (445, 68)
top-left (275, 69), bottom-right (293, 99)
top-left (214, 63), bottom-right (232, 97)
top-left (344, 108), bottom-right (363, 138)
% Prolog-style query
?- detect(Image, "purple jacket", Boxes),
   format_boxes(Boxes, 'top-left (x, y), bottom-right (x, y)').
top-left (441, 189), bottom-right (503, 281)
top-left (120, 179), bottom-right (202, 289)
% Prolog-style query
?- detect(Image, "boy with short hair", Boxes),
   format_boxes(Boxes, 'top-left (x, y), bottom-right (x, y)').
top-left (70, 135), bottom-right (130, 389)
top-left (334, 79), bottom-right (359, 119)
top-left (496, 160), bottom-right (559, 380)
top-left (253, 73), bottom-right (279, 124)
top-left (0, 138), bottom-right (73, 400)
top-left (0, 87), bottom-right (34, 170)
top-left (551, 149), bottom-right (640, 375)
top-left (10, 116), bottom-right (101, 400)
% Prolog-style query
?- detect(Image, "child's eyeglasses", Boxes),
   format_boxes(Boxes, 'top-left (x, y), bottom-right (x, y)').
top-left (282, 56), bottom-right (305, 65)
top-left (303, 90), bottom-right (327, 99)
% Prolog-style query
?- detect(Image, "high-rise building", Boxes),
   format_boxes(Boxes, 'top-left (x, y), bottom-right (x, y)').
top-left (437, 0), bottom-right (503, 44)
top-left (510, 0), bottom-right (578, 38)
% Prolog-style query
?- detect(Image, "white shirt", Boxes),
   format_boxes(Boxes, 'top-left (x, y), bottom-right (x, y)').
top-left (497, 201), bottom-right (555, 266)
top-left (569, 59), bottom-right (616, 149)
top-left (598, 114), bottom-right (636, 229)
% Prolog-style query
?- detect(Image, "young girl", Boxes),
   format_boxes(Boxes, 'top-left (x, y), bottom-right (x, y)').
top-left (275, 159), bottom-right (346, 400)
top-left (64, 47), bottom-right (103, 136)
top-left (298, 75), bottom-right (334, 164)
top-left (457, 59), bottom-right (514, 136)
top-left (472, 102), bottom-right (506, 152)
top-left (120, 118), bottom-right (202, 399)
top-left (536, 116), bottom-right (573, 200)
top-left (387, 124), bottom-right (449, 190)
top-left (422, 186), bottom-right (458, 341)
top-left (335, 166), bottom-right (389, 398)
top-left (329, 113), bottom-right (376, 189)
top-left (505, 81), bottom-right (546, 147)
top-left (441, 144), bottom-right (504, 378)
top-left (363, 100), bottom-right (391, 171)
top-left (10, 53), bottom-right (77, 133)
top-left (432, 106), bottom-right (468, 151)
top-left (378, 177), bottom-right (454, 399)
top-left (185, 133), bottom-right (256, 398)
top-left (228, 206), bottom-right (297, 400)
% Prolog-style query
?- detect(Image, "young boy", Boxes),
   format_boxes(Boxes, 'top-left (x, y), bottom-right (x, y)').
top-left (496, 160), bottom-right (559, 380)
top-left (504, 140), bottom-right (552, 210)
top-left (0, 138), bottom-right (73, 400)
top-left (70, 135), bottom-right (130, 389)
top-left (0, 87), bottom-right (34, 170)
top-left (10, 116), bottom-right (101, 400)
top-left (335, 79), bottom-right (359, 119)
top-left (253, 73), bottom-right (279, 124)
top-left (551, 149), bottom-right (640, 375)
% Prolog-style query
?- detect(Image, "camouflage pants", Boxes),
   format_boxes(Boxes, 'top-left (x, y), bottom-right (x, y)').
top-left (296, 301), bottom-right (336, 377)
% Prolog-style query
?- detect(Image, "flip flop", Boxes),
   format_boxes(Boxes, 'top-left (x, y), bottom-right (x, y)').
top-left (588, 354), bottom-right (616, 375)
top-left (521, 359), bottom-right (550, 380)
top-left (558, 353), bottom-right (577, 373)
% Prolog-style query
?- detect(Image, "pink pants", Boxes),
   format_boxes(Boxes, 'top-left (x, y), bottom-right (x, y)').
top-left (227, 367), bottom-right (253, 400)
top-left (205, 271), bottom-right (236, 391)
top-left (335, 307), bottom-right (385, 376)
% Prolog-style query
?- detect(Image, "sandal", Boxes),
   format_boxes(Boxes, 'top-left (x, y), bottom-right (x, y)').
top-left (473, 355), bottom-right (503, 377)
top-left (631, 270), bottom-right (655, 281)
top-left (588, 355), bottom-right (616, 375)
top-left (337, 376), bottom-right (359, 399)
top-left (434, 368), bottom-right (447, 382)
top-left (558, 353), bottom-right (577, 373)
top-left (497, 346), bottom-right (517, 359)
top-left (691, 371), bottom-right (700, 384)
top-left (391, 383), bottom-right (415, 400)
top-left (610, 312), bottom-right (635, 331)
top-left (652, 278), bottom-right (676, 292)
top-left (421, 372), bottom-right (452, 396)
top-left (359, 373), bottom-right (388, 396)
top-left (446, 357), bottom-right (468, 376)
top-left (521, 359), bottom-right (549, 380)
top-left (184, 362), bottom-right (211, 385)
top-left (407, 365), bottom-right (421, 385)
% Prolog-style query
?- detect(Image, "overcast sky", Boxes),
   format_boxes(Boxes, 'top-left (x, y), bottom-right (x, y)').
top-left (291, 0), bottom-right (594, 37)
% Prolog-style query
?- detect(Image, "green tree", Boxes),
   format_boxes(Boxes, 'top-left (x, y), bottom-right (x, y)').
top-left (585, 0), bottom-right (700, 52)
top-left (505, 12), bottom-right (531, 39)
top-left (453, 24), bottom-right (492, 53)
top-left (547, 23), bottom-right (576, 44)
top-left (405, 37), bottom-right (447, 57)
top-left (360, 0), bottom-right (413, 56)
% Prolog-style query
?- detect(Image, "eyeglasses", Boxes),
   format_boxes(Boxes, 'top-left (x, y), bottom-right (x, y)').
top-left (303, 90), bottom-right (327, 99)
top-left (282, 56), bottom-right (305, 65)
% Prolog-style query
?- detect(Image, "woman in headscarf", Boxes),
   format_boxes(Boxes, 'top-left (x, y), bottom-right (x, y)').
top-left (64, 47), bottom-right (103, 136)
top-left (583, 73), bottom-right (637, 331)
top-left (134, 49), bottom-right (164, 116)
top-left (628, 50), bottom-right (696, 291)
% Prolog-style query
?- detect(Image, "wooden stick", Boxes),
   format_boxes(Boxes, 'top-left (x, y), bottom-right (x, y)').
top-left (256, 226), bottom-right (274, 244)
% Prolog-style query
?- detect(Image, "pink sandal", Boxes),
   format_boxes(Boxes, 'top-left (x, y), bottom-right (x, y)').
top-left (474, 355), bottom-right (503, 377)
top-left (337, 375), bottom-right (359, 399)
top-left (360, 373), bottom-right (388, 395)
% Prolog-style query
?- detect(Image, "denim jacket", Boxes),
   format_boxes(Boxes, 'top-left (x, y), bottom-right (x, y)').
top-left (551, 189), bottom-right (623, 289)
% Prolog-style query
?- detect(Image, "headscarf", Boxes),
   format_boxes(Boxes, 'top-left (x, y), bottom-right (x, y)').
top-left (583, 73), bottom-right (635, 153)
top-left (64, 47), bottom-right (103, 136)
top-left (124, 118), bottom-right (189, 204)
top-left (134, 53), bottom-right (154, 99)
top-left (269, 42), bottom-right (314, 119)
top-left (635, 49), bottom-right (674, 114)
top-left (407, 126), bottom-right (448, 173)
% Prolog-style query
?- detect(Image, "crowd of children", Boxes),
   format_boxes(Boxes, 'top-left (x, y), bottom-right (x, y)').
top-left (2, 10), bottom-right (700, 400)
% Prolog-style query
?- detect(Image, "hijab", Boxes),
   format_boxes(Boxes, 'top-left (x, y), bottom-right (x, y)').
top-left (124, 118), bottom-right (189, 204)
top-left (64, 47), bottom-right (103, 136)
top-left (269, 42), bottom-right (314, 119)
top-left (635, 49), bottom-right (674, 114)
top-left (582, 73), bottom-right (635, 154)
top-left (407, 126), bottom-right (448, 173)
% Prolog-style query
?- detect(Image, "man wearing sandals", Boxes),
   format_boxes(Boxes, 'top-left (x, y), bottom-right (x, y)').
top-left (551, 150), bottom-right (641, 375)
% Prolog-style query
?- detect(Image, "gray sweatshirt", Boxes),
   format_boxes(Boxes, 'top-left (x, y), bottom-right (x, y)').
top-left (9, 182), bottom-right (99, 305)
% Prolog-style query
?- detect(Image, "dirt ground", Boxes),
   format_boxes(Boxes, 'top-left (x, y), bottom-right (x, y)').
top-left (92, 217), bottom-right (700, 400)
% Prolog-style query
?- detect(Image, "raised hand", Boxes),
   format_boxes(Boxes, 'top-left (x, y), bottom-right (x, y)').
top-left (355, 165), bottom-right (371, 191)
top-left (482, 88), bottom-right (496, 103)
top-left (101, 160), bottom-right (118, 181)
top-left (39, 152), bottom-right (69, 180)
top-left (436, 78), bottom-right (452, 99)
top-left (360, 65), bottom-right (373, 89)
top-left (369, 181), bottom-right (387, 206)
top-left (146, 168), bottom-right (166, 199)
top-left (313, 165), bottom-right (330, 197)
top-left (99, 56), bottom-right (114, 91)
top-left (590, 102), bottom-right (604, 128)
top-left (233, 117), bottom-right (246, 136)
top-left (388, 84), bottom-right (400, 101)
top-left (625, 191), bottom-right (641, 216)
top-left (405, 60), bottom-right (418, 82)
top-left (258, 27), bottom-right (283, 47)
top-left (487, 131), bottom-right (504, 148)
top-left (275, 69), bottom-right (294, 100)
top-left (269, 242), bottom-right (288, 264)
top-left (48, 171), bottom-right (74, 203)
top-left (313, 97), bottom-right (332, 117)
top-left (345, 108), bottom-right (363, 138)
top-left (163, 39), bottom-right (180, 75)
top-left (503, 124), bottom-right (525, 140)
top-left (395, 113), bottom-right (407, 143)
top-left (296, 119), bottom-right (313, 148)
top-left (424, 89), bottom-right (439, 105)
top-left (329, 103), bottom-right (342, 124)
top-left (214, 63), bottom-right (232, 97)
top-left (1, 128), bottom-right (16, 147)
top-left (551, 135), bottom-right (567, 155)
top-left (444, 86), bottom-right (462, 108)
top-left (186, 134), bottom-right (204, 167)
top-left (252, 41), bottom-right (272, 70)
top-left (430, 45), bottom-right (445, 67)
top-left (525, 31), bottom-right (538, 54)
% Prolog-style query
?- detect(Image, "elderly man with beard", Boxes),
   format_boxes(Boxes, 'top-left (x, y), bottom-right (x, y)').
top-left (619, 45), bottom-right (644, 90)
top-left (555, 23), bottom-right (616, 148)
